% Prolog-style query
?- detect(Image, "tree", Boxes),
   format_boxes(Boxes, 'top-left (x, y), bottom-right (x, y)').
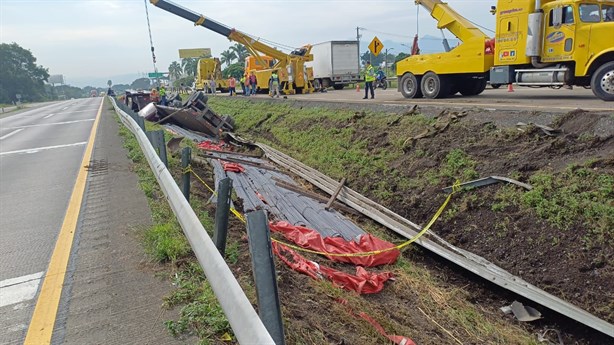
top-left (230, 43), bottom-right (249, 62)
top-left (0, 42), bottom-right (49, 103)
top-left (130, 77), bottom-right (151, 90)
top-left (392, 53), bottom-right (410, 74)
top-left (222, 62), bottom-right (244, 79)
top-left (220, 50), bottom-right (237, 67)
top-left (173, 75), bottom-right (194, 89)
top-left (112, 84), bottom-right (131, 94)
top-left (168, 61), bottom-right (183, 80)
top-left (360, 49), bottom-right (384, 67)
top-left (181, 58), bottom-right (198, 76)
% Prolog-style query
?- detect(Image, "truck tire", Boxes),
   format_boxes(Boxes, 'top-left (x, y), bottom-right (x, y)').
top-left (591, 61), bottom-right (614, 101)
top-left (333, 84), bottom-right (344, 90)
top-left (421, 72), bottom-right (450, 99)
top-left (400, 73), bottom-right (423, 98)
top-left (313, 79), bottom-right (321, 91)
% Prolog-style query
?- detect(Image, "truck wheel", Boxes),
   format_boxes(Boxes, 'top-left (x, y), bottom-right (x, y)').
top-left (333, 84), bottom-right (344, 90)
top-left (313, 79), bottom-right (321, 90)
top-left (400, 73), bottom-right (422, 98)
top-left (591, 61), bottom-right (614, 101)
top-left (421, 72), bottom-right (450, 99)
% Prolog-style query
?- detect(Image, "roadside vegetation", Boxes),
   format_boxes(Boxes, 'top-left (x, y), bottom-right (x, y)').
top-left (116, 114), bottom-right (234, 344)
top-left (113, 96), bottom-right (612, 344)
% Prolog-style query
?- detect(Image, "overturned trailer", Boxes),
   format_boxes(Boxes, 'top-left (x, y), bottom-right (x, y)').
top-left (139, 91), bottom-right (234, 138)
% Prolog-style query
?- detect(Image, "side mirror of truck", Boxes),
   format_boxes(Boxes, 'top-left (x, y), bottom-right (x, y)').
top-left (552, 7), bottom-right (563, 26)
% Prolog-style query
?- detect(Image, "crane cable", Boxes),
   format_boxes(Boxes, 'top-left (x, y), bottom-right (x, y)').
top-left (143, 0), bottom-right (159, 83)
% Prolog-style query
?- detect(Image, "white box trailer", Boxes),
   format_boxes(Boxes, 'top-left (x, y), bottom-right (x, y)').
top-left (308, 41), bottom-right (361, 90)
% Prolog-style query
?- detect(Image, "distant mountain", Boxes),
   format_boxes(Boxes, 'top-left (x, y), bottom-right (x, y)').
top-left (67, 73), bottom-right (145, 88)
top-left (360, 35), bottom-right (460, 56)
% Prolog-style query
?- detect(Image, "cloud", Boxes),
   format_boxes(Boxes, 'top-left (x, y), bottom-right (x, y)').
top-left (0, 0), bottom-right (496, 85)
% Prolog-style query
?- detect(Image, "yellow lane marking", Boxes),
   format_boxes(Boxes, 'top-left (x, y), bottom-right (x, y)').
top-left (24, 99), bottom-right (104, 344)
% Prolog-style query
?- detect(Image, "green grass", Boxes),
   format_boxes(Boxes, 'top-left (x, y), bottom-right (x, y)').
top-left (492, 162), bottom-right (613, 249)
top-left (164, 262), bottom-right (232, 342)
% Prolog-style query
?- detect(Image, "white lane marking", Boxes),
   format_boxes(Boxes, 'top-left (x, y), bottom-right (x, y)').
top-left (62, 107), bottom-right (68, 110)
top-left (2, 119), bottom-right (94, 130)
top-left (43, 113), bottom-right (55, 119)
top-left (0, 142), bottom-right (87, 156)
top-left (0, 129), bottom-right (24, 140)
top-left (50, 109), bottom-right (97, 115)
top-left (0, 272), bottom-right (44, 308)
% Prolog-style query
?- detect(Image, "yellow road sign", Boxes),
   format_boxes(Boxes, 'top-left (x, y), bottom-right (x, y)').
top-left (368, 36), bottom-right (384, 57)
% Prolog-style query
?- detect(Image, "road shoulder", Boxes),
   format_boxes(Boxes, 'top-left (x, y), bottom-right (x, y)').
top-left (52, 100), bottom-right (182, 344)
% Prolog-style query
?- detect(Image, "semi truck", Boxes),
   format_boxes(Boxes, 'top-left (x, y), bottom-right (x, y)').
top-left (150, 0), bottom-right (315, 94)
top-left (397, 0), bottom-right (614, 101)
top-left (307, 41), bottom-right (361, 90)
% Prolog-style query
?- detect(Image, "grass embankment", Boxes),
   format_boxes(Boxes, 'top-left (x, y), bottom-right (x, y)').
top-left (114, 95), bottom-right (612, 344)
top-left (204, 97), bottom-right (545, 344)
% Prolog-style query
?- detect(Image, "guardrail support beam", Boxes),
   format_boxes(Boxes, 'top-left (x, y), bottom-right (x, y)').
top-left (246, 210), bottom-right (286, 345)
top-left (181, 147), bottom-right (191, 202)
top-left (213, 177), bottom-right (232, 256)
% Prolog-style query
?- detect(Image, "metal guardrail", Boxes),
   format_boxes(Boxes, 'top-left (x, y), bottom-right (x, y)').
top-left (109, 97), bottom-right (275, 345)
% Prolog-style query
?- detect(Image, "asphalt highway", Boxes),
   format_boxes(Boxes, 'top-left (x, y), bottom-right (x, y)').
top-left (0, 98), bottom-right (101, 344)
top-left (290, 85), bottom-right (614, 112)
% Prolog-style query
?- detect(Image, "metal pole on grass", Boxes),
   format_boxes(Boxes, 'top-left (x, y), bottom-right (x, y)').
top-left (213, 177), bottom-right (232, 256)
top-left (246, 210), bottom-right (286, 345)
top-left (154, 130), bottom-right (168, 167)
top-left (181, 147), bottom-right (191, 202)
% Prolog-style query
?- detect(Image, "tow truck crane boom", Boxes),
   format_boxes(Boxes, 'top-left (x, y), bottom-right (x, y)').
top-left (416, 0), bottom-right (489, 42)
top-left (150, 0), bottom-right (314, 94)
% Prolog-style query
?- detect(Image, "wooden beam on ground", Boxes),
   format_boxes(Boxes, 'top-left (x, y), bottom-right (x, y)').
top-left (325, 177), bottom-right (346, 211)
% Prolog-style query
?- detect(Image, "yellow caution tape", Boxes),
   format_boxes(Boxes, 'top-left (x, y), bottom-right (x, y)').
top-left (188, 166), bottom-right (461, 258)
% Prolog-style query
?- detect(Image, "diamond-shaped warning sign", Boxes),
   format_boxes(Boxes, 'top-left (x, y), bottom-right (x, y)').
top-left (368, 36), bottom-right (384, 57)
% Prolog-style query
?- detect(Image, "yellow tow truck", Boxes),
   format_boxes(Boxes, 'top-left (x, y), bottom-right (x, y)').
top-left (195, 57), bottom-right (228, 92)
top-left (397, 0), bottom-right (614, 101)
top-left (150, 0), bottom-right (315, 94)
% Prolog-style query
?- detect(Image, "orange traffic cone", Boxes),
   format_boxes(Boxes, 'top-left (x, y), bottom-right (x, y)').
top-left (356, 83), bottom-right (360, 92)
top-left (507, 83), bottom-right (514, 92)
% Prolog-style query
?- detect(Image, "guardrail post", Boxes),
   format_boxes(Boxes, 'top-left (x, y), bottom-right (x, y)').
top-left (136, 115), bottom-right (145, 132)
top-left (213, 177), bottom-right (232, 256)
top-left (146, 130), bottom-right (168, 168)
top-left (181, 147), bottom-right (191, 202)
top-left (154, 130), bottom-right (168, 167)
top-left (246, 210), bottom-right (286, 345)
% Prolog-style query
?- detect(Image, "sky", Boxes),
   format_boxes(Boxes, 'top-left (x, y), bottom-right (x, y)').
top-left (0, 0), bottom-right (496, 87)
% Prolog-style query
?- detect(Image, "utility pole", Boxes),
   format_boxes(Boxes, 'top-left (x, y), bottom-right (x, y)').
top-left (356, 26), bottom-right (364, 68)
top-left (385, 48), bottom-right (394, 76)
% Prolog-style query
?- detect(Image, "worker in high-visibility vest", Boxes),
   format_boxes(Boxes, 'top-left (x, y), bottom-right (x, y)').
top-left (269, 70), bottom-right (280, 98)
top-left (159, 85), bottom-right (167, 105)
top-left (362, 61), bottom-right (375, 99)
